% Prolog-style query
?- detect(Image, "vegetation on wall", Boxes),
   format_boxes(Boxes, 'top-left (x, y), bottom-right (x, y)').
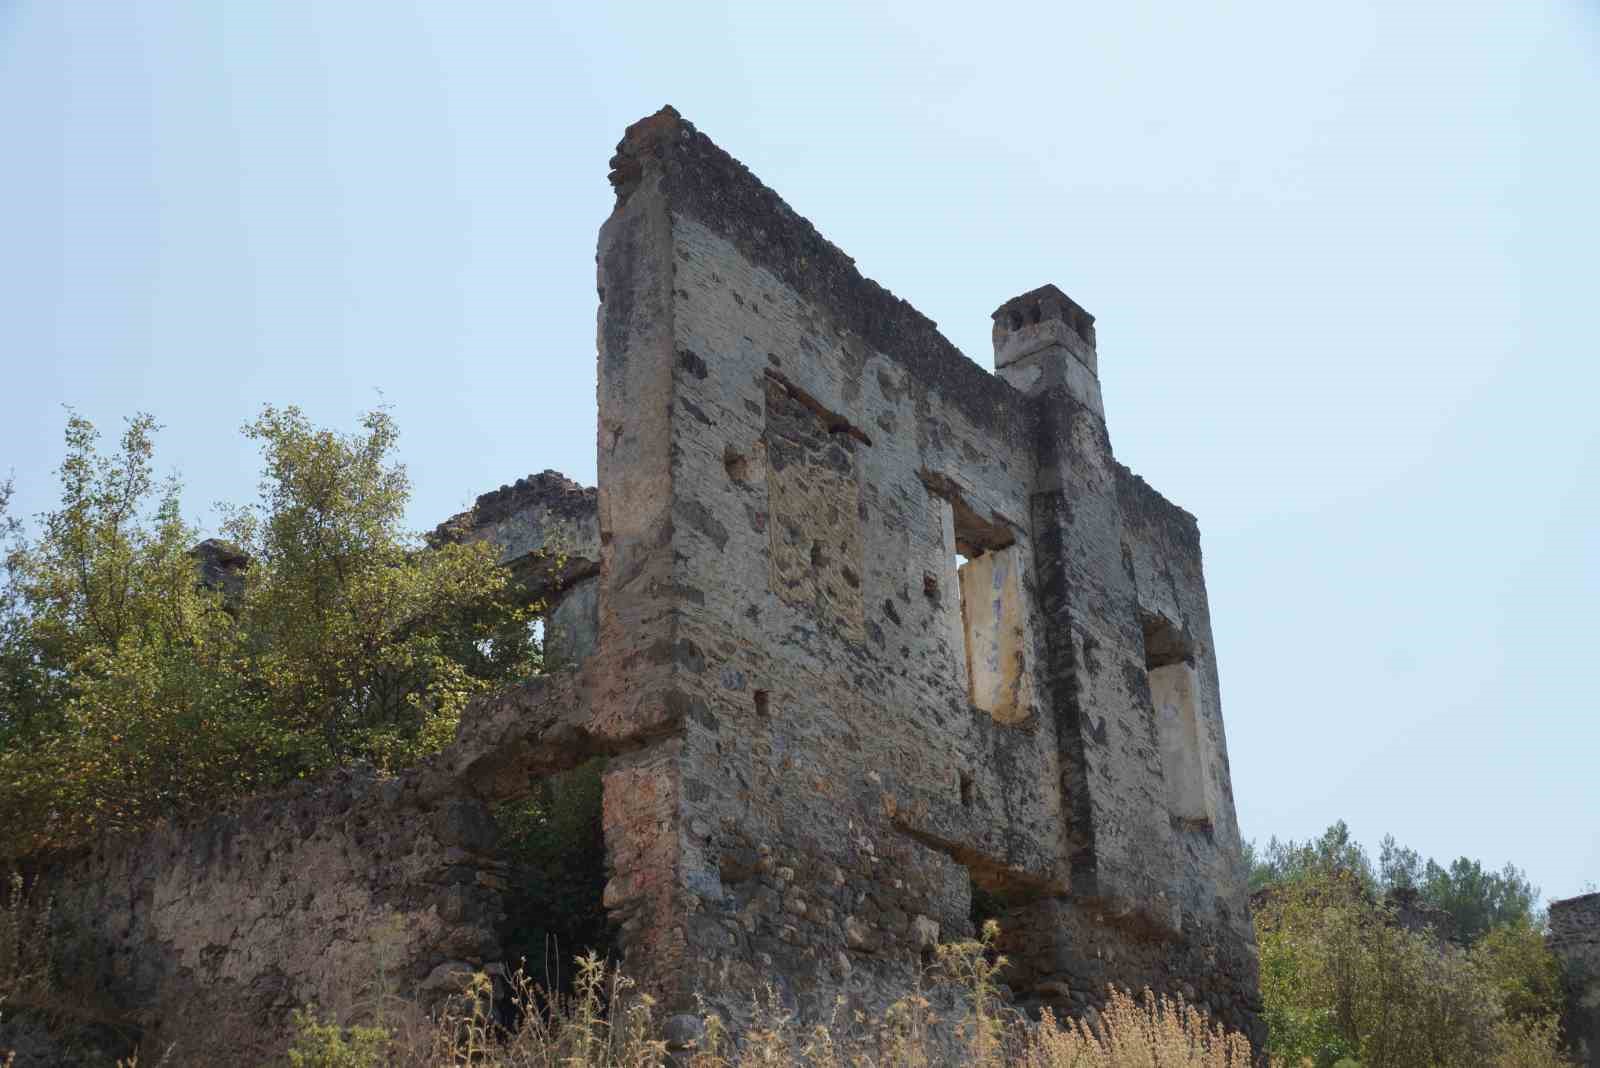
top-left (0, 408), bottom-right (539, 856)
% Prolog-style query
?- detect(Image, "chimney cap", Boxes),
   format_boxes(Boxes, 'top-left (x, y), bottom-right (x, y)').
top-left (991, 284), bottom-right (1097, 374)
top-left (991, 284), bottom-right (1095, 343)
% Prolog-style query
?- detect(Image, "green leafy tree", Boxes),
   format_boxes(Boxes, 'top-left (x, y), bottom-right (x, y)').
top-left (219, 405), bottom-right (537, 773)
top-left (0, 414), bottom-right (266, 849)
top-left (1247, 819), bottom-right (1377, 893)
top-left (1249, 823), bottom-right (1540, 944)
top-left (1419, 856), bottom-right (1538, 943)
top-left (1471, 916), bottom-right (1564, 1023)
top-left (0, 407), bottom-right (537, 856)
top-left (1251, 823), bottom-right (1567, 1065)
top-left (1378, 833), bottom-right (1423, 891)
top-left (1255, 873), bottom-right (1534, 1068)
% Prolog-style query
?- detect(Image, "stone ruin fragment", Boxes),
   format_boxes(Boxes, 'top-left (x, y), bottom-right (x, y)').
top-left (23, 108), bottom-right (1264, 1061)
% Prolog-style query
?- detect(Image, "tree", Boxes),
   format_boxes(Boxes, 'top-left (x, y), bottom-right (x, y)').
top-left (1378, 833), bottom-right (1423, 891)
top-left (0, 407), bottom-right (537, 856)
top-left (1248, 822), bottom-right (1540, 943)
top-left (1255, 870), bottom-right (1566, 1068)
top-left (0, 413), bottom-right (264, 850)
top-left (1419, 856), bottom-right (1538, 944)
top-left (1247, 819), bottom-right (1376, 893)
top-left (1250, 821), bottom-right (1566, 1066)
top-left (219, 405), bottom-right (538, 773)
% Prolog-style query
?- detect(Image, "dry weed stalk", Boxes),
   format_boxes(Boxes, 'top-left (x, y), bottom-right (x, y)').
top-left (283, 927), bottom-right (1260, 1068)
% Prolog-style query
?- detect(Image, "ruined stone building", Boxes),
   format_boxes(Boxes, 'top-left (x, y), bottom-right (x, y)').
top-left (28, 108), bottom-right (1261, 1061)
top-left (1551, 893), bottom-right (1600, 1067)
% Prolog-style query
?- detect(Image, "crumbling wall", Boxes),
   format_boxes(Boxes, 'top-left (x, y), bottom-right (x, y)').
top-left (434, 470), bottom-right (602, 668)
top-left (25, 669), bottom-right (599, 1067)
top-left (1551, 892), bottom-right (1600, 1067)
top-left (31, 766), bottom-right (505, 1065)
top-left (593, 106), bottom-right (1261, 1041)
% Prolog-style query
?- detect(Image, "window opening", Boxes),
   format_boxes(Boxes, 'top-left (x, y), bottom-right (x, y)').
top-left (927, 481), bottom-right (1032, 725)
top-left (1143, 616), bottom-right (1212, 827)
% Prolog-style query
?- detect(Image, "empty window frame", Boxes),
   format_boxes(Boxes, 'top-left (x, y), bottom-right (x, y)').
top-left (1143, 615), bottom-right (1213, 826)
top-left (929, 486), bottom-right (1032, 725)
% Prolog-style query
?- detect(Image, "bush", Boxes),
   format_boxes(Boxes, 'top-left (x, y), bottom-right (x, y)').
top-left (1254, 871), bottom-right (1569, 1067)
top-left (0, 408), bottom-right (537, 856)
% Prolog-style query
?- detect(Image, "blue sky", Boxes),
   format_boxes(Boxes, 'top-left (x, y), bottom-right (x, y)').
top-left (2, 1), bottom-right (1596, 900)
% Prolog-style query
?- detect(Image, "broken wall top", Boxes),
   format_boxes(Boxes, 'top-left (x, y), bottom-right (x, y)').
top-left (610, 107), bottom-right (1033, 447)
top-left (431, 469), bottom-right (599, 600)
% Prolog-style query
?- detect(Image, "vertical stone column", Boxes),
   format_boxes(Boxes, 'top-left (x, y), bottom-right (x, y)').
top-left (592, 110), bottom-right (692, 1005)
top-left (1001, 287), bottom-right (1181, 927)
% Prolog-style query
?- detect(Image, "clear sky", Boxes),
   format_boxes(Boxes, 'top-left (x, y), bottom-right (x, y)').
top-left (2, 2), bottom-right (1596, 900)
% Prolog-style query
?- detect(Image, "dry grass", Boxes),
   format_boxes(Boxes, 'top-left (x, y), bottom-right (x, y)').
top-left (283, 925), bottom-right (1258, 1068)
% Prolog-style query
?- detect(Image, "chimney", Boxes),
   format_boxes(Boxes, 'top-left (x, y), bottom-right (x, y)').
top-left (991, 285), bottom-right (1102, 416)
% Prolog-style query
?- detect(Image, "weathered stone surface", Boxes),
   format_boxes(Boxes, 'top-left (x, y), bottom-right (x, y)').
top-left (592, 105), bottom-right (1261, 1042)
top-left (188, 538), bottom-right (249, 602)
top-left (1551, 892), bottom-right (1600, 1067)
top-left (434, 469), bottom-right (600, 627)
top-left (29, 762), bottom-right (505, 1065)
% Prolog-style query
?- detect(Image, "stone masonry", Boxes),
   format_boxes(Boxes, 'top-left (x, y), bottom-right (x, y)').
top-left (1551, 893), bottom-right (1600, 1066)
top-left (578, 106), bottom-right (1261, 1038)
top-left (19, 107), bottom-right (1262, 1061)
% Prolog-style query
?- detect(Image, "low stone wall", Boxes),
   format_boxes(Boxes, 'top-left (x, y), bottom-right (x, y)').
top-left (1551, 892), bottom-right (1600, 1067)
top-left (28, 765), bottom-right (507, 1065)
top-left (11, 670), bottom-right (605, 1066)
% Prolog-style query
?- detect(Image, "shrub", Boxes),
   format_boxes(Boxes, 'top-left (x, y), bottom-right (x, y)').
top-left (1254, 871), bottom-right (1570, 1067)
top-left (0, 408), bottom-right (537, 856)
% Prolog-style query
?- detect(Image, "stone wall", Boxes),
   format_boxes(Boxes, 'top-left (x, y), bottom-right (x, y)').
top-left (1552, 892), bottom-right (1600, 1067)
top-left (433, 469), bottom-right (602, 669)
top-left (591, 106), bottom-right (1261, 1040)
top-left (30, 766), bottom-right (504, 1065)
top-left (21, 669), bottom-right (602, 1066)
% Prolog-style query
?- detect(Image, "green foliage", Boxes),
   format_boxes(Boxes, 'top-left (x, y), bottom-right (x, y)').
top-left (1254, 869), bottom-right (1568, 1068)
top-left (1247, 820), bottom-right (1376, 894)
top-left (0, 407), bottom-right (537, 856)
top-left (495, 758), bottom-right (611, 988)
top-left (0, 413), bottom-right (273, 848)
top-left (1471, 916), bottom-right (1564, 1022)
top-left (1247, 822), bottom-right (1539, 943)
top-left (1417, 855), bottom-right (1540, 944)
top-left (219, 405), bottom-right (538, 772)
top-left (287, 1008), bottom-right (394, 1068)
